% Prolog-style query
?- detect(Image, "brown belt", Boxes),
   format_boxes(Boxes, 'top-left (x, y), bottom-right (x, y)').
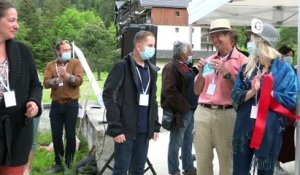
top-left (53, 99), bottom-right (76, 104)
top-left (200, 103), bottom-right (233, 110)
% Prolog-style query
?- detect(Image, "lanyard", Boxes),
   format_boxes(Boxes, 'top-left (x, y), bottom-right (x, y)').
top-left (55, 62), bottom-right (68, 77)
top-left (135, 66), bottom-right (150, 94)
top-left (0, 68), bottom-right (9, 92)
top-left (212, 50), bottom-right (233, 83)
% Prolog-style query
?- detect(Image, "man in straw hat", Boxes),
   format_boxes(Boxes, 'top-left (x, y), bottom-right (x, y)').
top-left (194, 19), bottom-right (247, 175)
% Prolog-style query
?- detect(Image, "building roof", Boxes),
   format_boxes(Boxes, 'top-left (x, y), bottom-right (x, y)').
top-left (139, 0), bottom-right (191, 8)
top-left (115, 1), bottom-right (126, 10)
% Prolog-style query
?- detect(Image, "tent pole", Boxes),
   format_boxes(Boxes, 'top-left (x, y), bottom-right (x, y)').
top-left (296, 0), bottom-right (300, 174)
top-left (189, 24), bottom-right (193, 45)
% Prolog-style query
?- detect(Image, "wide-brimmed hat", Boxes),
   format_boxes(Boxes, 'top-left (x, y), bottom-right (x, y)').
top-left (204, 19), bottom-right (236, 36)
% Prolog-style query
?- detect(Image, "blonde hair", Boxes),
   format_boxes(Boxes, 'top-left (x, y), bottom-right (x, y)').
top-left (244, 34), bottom-right (281, 78)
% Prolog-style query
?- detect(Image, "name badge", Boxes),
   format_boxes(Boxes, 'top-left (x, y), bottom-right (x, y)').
top-left (250, 105), bottom-right (258, 119)
top-left (206, 83), bottom-right (216, 95)
top-left (58, 81), bottom-right (64, 87)
top-left (139, 94), bottom-right (149, 106)
top-left (78, 107), bottom-right (85, 118)
top-left (4, 91), bottom-right (17, 107)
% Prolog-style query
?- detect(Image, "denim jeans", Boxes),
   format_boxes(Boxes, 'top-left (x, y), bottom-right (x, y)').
top-left (113, 133), bottom-right (149, 175)
top-left (49, 101), bottom-right (78, 167)
top-left (168, 110), bottom-right (194, 174)
top-left (233, 140), bottom-right (275, 175)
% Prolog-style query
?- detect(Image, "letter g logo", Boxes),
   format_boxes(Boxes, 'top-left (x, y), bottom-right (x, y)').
top-left (251, 18), bottom-right (263, 34)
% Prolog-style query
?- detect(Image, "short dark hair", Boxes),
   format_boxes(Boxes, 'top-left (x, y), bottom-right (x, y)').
top-left (133, 31), bottom-right (155, 45)
top-left (0, 0), bottom-right (15, 19)
top-left (278, 45), bottom-right (294, 56)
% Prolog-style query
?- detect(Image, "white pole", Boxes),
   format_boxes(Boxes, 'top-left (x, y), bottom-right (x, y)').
top-left (295, 0), bottom-right (300, 174)
top-left (189, 24), bottom-right (193, 44)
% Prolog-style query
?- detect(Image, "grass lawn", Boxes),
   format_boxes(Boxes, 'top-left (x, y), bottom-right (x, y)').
top-left (32, 132), bottom-right (89, 174)
top-left (32, 72), bottom-right (162, 174)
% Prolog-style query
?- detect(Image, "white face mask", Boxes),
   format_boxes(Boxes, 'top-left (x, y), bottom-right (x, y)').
top-left (140, 46), bottom-right (155, 60)
top-left (282, 56), bottom-right (293, 65)
top-left (247, 41), bottom-right (256, 55)
top-left (60, 52), bottom-right (71, 61)
top-left (187, 55), bottom-right (193, 64)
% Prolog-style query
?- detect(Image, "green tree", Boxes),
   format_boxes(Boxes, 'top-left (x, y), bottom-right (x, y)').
top-left (42, 0), bottom-right (71, 18)
top-left (77, 21), bottom-right (120, 80)
top-left (51, 8), bottom-right (101, 41)
top-left (15, 21), bottom-right (32, 47)
top-left (98, 0), bottom-right (115, 28)
top-left (277, 27), bottom-right (297, 49)
top-left (32, 8), bottom-right (102, 69)
top-left (17, 0), bottom-right (41, 42)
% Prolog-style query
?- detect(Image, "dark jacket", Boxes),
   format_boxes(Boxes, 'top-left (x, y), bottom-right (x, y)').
top-left (161, 60), bottom-right (195, 127)
top-left (0, 40), bottom-right (42, 166)
top-left (103, 54), bottom-right (161, 140)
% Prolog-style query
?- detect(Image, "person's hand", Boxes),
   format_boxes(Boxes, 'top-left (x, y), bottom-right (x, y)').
top-left (25, 101), bottom-right (39, 118)
top-left (114, 134), bottom-right (126, 143)
top-left (210, 59), bottom-right (227, 75)
top-left (57, 66), bottom-right (71, 80)
top-left (197, 58), bottom-right (206, 71)
top-left (57, 65), bottom-right (66, 76)
top-left (251, 74), bottom-right (261, 92)
top-left (55, 77), bottom-right (63, 84)
top-left (57, 66), bottom-right (70, 78)
top-left (152, 132), bottom-right (159, 141)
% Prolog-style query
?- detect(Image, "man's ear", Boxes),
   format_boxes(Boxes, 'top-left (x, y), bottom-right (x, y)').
top-left (55, 50), bottom-right (60, 58)
top-left (135, 42), bottom-right (142, 52)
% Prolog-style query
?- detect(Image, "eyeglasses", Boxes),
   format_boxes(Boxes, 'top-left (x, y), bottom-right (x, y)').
top-left (54, 40), bottom-right (70, 50)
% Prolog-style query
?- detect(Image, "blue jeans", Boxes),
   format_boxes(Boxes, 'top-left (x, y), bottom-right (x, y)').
top-left (49, 101), bottom-right (78, 167)
top-left (168, 110), bottom-right (194, 174)
top-left (113, 133), bottom-right (149, 175)
top-left (233, 140), bottom-right (275, 175)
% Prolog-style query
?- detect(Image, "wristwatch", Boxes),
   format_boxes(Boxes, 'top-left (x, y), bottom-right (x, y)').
top-left (223, 72), bottom-right (231, 80)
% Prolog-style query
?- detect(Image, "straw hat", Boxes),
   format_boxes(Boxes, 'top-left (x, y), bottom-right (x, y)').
top-left (206, 19), bottom-right (236, 35)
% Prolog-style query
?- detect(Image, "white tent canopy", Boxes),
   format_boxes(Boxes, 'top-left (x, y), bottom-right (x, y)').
top-left (188, 0), bottom-right (298, 27)
top-left (188, 0), bottom-right (300, 174)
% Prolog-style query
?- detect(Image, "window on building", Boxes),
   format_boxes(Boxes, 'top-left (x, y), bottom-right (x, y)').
top-left (176, 11), bottom-right (180, 16)
top-left (175, 28), bottom-right (179, 33)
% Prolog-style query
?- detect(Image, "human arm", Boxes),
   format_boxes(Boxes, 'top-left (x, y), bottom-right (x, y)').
top-left (244, 74), bottom-right (260, 101)
top-left (231, 66), bottom-right (250, 110)
top-left (27, 51), bottom-right (43, 117)
top-left (152, 70), bottom-right (161, 135)
top-left (114, 134), bottom-right (126, 143)
top-left (210, 59), bottom-right (235, 84)
top-left (43, 62), bottom-right (61, 89)
top-left (152, 132), bottom-right (159, 141)
top-left (272, 63), bottom-right (298, 109)
top-left (103, 61), bottom-right (125, 137)
top-left (57, 59), bottom-right (83, 87)
top-left (161, 63), bottom-right (190, 114)
top-left (194, 58), bottom-right (206, 95)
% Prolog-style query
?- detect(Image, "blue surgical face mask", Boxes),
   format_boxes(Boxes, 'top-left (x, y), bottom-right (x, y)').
top-left (140, 46), bottom-right (155, 60)
top-left (202, 62), bottom-right (214, 76)
top-left (247, 41), bottom-right (256, 55)
top-left (187, 55), bottom-right (193, 64)
top-left (61, 52), bottom-right (71, 61)
top-left (282, 56), bottom-right (293, 65)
